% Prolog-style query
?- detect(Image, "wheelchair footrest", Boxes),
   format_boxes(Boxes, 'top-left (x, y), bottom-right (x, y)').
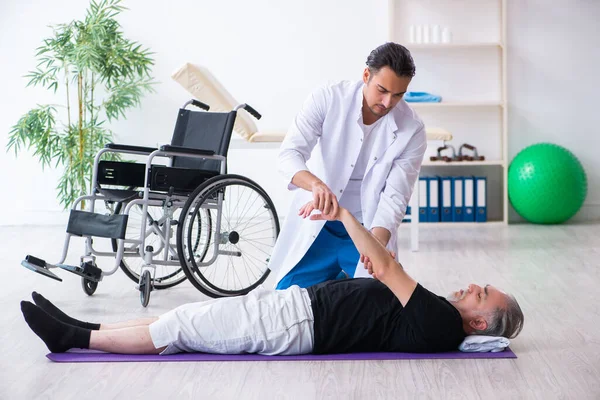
top-left (57, 261), bottom-right (103, 282)
top-left (21, 255), bottom-right (63, 282)
top-left (67, 210), bottom-right (129, 239)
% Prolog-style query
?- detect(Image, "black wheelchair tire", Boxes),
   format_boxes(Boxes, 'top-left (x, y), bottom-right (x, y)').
top-left (81, 277), bottom-right (98, 296)
top-left (139, 270), bottom-right (152, 307)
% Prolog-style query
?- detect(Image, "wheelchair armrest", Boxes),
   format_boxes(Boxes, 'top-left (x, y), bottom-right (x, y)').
top-left (159, 145), bottom-right (215, 156)
top-left (105, 143), bottom-right (157, 154)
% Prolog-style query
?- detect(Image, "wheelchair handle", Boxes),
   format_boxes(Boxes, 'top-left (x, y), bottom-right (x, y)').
top-left (244, 104), bottom-right (262, 120)
top-left (234, 103), bottom-right (262, 120)
top-left (190, 99), bottom-right (210, 111)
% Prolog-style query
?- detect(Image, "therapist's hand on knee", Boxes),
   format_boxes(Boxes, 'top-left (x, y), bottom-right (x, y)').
top-left (310, 181), bottom-right (339, 217)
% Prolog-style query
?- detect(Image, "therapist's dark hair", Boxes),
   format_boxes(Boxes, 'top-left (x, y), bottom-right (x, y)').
top-left (366, 42), bottom-right (416, 78)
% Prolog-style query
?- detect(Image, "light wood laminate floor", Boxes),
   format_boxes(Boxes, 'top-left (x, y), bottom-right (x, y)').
top-left (1, 222), bottom-right (599, 399)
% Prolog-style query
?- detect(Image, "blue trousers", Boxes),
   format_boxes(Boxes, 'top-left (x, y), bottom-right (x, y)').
top-left (275, 221), bottom-right (360, 290)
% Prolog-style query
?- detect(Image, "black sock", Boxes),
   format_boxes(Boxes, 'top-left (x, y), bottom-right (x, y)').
top-left (32, 291), bottom-right (100, 330)
top-left (21, 301), bottom-right (91, 353)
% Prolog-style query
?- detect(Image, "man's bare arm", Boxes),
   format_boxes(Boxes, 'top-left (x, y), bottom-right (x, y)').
top-left (305, 205), bottom-right (417, 306)
top-left (371, 227), bottom-right (391, 246)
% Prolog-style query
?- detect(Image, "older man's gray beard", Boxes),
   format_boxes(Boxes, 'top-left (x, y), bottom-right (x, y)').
top-left (446, 289), bottom-right (468, 303)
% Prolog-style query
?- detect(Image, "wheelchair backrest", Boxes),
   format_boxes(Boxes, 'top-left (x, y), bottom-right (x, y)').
top-left (170, 109), bottom-right (237, 173)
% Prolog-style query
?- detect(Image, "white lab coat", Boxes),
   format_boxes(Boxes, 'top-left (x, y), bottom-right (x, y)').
top-left (269, 80), bottom-right (426, 285)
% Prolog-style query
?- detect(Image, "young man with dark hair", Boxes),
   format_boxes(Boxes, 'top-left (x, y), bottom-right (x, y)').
top-left (270, 42), bottom-right (427, 289)
top-left (21, 203), bottom-right (524, 356)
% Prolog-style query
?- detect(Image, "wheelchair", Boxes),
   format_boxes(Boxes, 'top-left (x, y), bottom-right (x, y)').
top-left (21, 99), bottom-right (280, 306)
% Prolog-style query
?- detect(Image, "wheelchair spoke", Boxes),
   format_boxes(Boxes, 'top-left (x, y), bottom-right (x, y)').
top-left (231, 185), bottom-right (254, 229)
top-left (236, 216), bottom-right (271, 230)
top-left (234, 207), bottom-right (269, 235)
top-left (229, 255), bottom-right (245, 290)
top-left (235, 245), bottom-right (270, 270)
top-left (231, 184), bottom-right (242, 228)
top-left (220, 248), bottom-right (235, 289)
top-left (238, 223), bottom-right (274, 243)
top-left (238, 238), bottom-right (272, 257)
top-left (225, 243), bottom-right (246, 290)
top-left (241, 225), bottom-right (276, 237)
top-left (234, 244), bottom-right (264, 278)
top-left (239, 250), bottom-right (260, 284)
top-left (232, 193), bottom-right (261, 231)
top-left (221, 189), bottom-right (233, 232)
top-left (240, 238), bottom-right (275, 247)
top-left (239, 234), bottom-right (274, 248)
top-left (177, 176), bottom-right (279, 297)
top-left (234, 212), bottom-right (272, 236)
top-left (241, 236), bottom-right (275, 242)
top-left (220, 210), bottom-right (233, 233)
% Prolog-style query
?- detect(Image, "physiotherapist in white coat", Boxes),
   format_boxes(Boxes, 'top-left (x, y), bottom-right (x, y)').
top-left (270, 42), bottom-right (427, 289)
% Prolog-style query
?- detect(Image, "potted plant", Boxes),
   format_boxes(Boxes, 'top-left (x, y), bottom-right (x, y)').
top-left (7, 0), bottom-right (156, 209)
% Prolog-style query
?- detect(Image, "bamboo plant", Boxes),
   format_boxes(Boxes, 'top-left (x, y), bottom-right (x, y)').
top-left (7, 0), bottom-right (155, 209)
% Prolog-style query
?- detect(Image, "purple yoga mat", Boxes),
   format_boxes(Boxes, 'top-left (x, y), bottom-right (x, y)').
top-left (47, 348), bottom-right (516, 363)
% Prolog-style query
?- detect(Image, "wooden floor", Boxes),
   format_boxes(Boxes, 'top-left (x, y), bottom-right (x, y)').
top-left (1, 222), bottom-right (599, 399)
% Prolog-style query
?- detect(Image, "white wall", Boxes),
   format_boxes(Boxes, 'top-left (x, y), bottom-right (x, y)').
top-left (507, 0), bottom-right (600, 222)
top-left (0, 0), bottom-right (598, 225)
top-left (0, 0), bottom-right (388, 225)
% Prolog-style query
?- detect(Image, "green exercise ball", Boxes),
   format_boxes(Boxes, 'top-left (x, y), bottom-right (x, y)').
top-left (508, 143), bottom-right (587, 224)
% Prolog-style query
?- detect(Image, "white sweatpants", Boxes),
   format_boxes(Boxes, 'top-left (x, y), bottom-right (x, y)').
top-left (149, 285), bottom-right (315, 355)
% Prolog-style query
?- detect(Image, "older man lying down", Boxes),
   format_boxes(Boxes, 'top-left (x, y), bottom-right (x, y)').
top-left (21, 203), bottom-right (524, 355)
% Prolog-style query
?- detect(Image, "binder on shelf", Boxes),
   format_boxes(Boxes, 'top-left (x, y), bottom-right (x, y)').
top-left (440, 176), bottom-right (453, 222)
top-left (451, 177), bottom-right (464, 222)
top-left (402, 206), bottom-right (412, 223)
top-left (463, 176), bottom-right (475, 222)
top-left (419, 177), bottom-right (428, 222)
top-left (475, 176), bottom-right (487, 222)
top-left (427, 176), bottom-right (440, 222)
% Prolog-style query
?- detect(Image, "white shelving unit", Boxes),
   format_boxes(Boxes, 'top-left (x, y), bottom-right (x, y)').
top-left (407, 43), bottom-right (503, 50)
top-left (422, 160), bottom-right (504, 167)
top-left (409, 101), bottom-right (503, 108)
top-left (389, 0), bottom-right (508, 223)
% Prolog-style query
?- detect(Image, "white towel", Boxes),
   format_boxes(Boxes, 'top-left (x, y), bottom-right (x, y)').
top-left (458, 335), bottom-right (510, 353)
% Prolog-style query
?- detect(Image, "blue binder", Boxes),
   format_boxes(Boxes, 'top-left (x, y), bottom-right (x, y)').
top-left (475, 176), bottom-right (487, 222)
top-left (427, 176), bottom-right (440, 222)
top-left (451, 177), bottom-right (464, 222)
top-left (419, 177), bottom-right (428, 222)
top-left (439, 176), bottom-right (453, 222)
top-left (402, 206), bottom-right (411, 223)
top-left (463, 176), bottom-right (475, 222)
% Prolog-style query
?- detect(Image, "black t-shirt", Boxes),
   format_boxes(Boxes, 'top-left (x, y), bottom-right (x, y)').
top-left (306, 278), bottom-right (466, 354)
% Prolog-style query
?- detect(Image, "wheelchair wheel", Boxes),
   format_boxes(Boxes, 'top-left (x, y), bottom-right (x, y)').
top-left (111, 202), bottom-right (210, 289)
top-left (139, 270), bottom-right (152, 307)
top-left (177, 174), bottom-right (279, 298)
top-left (82, 277), bottom-right (98, 296)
